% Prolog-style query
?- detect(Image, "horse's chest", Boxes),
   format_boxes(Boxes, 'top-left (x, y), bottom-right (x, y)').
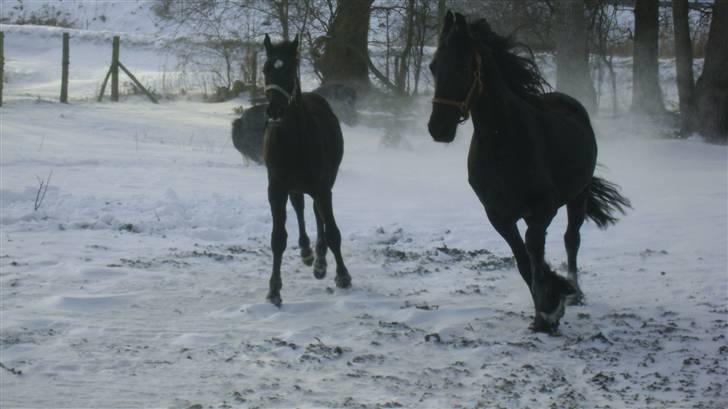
top-left (264, 126), bottom-right (319, 190)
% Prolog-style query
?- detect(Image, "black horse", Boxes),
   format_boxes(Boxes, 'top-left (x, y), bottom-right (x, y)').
top-left (232, 104), bottom-right (268, 164)
top-left (262, 34), bottom-right (351, 306)
top-left (231, 86), bottom-right (357, 165)
top-left (428, 12), bottom-right (630, 333)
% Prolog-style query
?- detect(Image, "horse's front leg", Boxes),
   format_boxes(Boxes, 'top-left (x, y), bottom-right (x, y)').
top-left (524, 212), bottom-right (563, 333)
top-left (289, 192), bottom-right (314, 266)
top-left (486, 211), bottom-right (531, 288)
top-left (267, 185), bottom-right (288, 307)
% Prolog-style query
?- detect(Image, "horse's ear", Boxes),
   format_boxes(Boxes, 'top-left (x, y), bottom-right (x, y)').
top-left (441, 10), bottom-right (454, 37)
top-left (454, 12), bottom-right (468, 34)
top-left (291, 34), bottom-right (299, 53)
top-left (264, 33), bottom-right (272, 52)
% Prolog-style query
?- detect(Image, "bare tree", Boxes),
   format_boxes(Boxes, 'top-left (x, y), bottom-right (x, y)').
top-left (394, 0), bottom-right (416, 95)
top-left (672, 0), bottom-right (696, 133)
top-left (555, 0), bottom-right (597, 113)
top-left (632, 0), bottom-right (665, 116)
top-left (314, 0), bottom-right (374, 89)
top-left (588, 0), bottom-right (632, 117)
top-left (694, 0), bottom-right (728, 141)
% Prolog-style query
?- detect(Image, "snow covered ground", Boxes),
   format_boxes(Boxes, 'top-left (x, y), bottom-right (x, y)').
top-left (1, 22), bottom-right (727, 409)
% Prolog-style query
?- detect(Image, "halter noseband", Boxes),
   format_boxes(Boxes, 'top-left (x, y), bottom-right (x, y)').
top-left (264, 83), bottom-right (294, 101)
top-left (264, 75), bottom-right (299, 105)
top-left (431, 51), bottom-right (483, 122)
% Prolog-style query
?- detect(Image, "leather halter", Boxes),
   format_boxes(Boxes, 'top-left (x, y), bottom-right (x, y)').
top-left (264, 75), bottom-right (299, 124)
top-left (264, 51), bottom-right (301, 106)
top-left (264, 75), bottom-right (298, 105)
top-left (431, 51), bottom-right (483, 122)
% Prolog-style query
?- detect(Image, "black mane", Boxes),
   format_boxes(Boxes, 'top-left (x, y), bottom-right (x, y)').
top-left (468, 19), bottom-right (550, 105)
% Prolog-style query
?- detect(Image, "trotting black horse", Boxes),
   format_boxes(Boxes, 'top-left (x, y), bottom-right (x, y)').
top-left (231, 84), bottom-right (357, 165)
top-left (428, 12), bottom-right (630, 333)
top-left (262, 34), bottom-right (351, 306)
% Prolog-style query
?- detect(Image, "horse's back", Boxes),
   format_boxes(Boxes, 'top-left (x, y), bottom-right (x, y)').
top-left (542, 92), bottom-right (593, 132)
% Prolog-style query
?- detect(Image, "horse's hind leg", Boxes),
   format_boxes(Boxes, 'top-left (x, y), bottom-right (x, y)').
top-left (267, 186), bottom-right (288, 307)
top-left (289, 192), bottom-right (314, 266)
top-left (564, 191), bottom-right (588, 305)
top-left (312, 202), bottom-right (327, 279)
top-left (315, 190), bottom-right (351, 289)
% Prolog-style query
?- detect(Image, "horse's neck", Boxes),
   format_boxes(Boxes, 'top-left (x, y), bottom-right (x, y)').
top-left (471, 82), bottom-right (516, 141)
top-left (273, 93), bottom-right (306, 139)
top-left (470, 64), bottom-right (535, 148)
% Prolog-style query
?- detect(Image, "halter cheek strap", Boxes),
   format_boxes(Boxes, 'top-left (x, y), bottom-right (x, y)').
top-left (431, 52), bottom-right (483, 122)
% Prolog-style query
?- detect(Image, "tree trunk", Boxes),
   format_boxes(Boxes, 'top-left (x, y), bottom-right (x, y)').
top-left (672, 0), bottom-right (696, 133)
top-left (395, 0), bottom-right (416, 95)
top-left (555, 0), bottom-right (597, 113)
top-left (315, 0), bottom-right (374, 90)
top-left (437, 0), bottom-right (447, 35)
top-left (277, 0), bottom-right (289, 41)
top-left (632, 0), bottom-right (665, 116)
top-left (694, 0), bottom-right (728, 141)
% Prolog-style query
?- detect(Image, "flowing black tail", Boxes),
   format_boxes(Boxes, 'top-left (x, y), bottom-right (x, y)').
top-left (586, 177), bottom-right (631, 229)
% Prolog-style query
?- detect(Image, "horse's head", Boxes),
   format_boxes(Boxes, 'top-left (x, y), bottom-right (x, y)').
top-left (262, 34), bottom-right (300, 121)
top-left (428, 11), bottom-right (483, 143)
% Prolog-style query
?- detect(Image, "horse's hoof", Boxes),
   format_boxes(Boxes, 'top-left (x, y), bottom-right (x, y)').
top-left (313, 259), bottom-right (327, 279)
top-left (267, 293), bottom-right (282, 308)
top-left (565, 290), bottom-right (585, 306)
top-left (529, 318), bottom-right (559, 335)
top-left (301, 247), bottom-right (314, 266)
top-left (530, 295), bottom-right (565, 334)
top-left (335, 272), bottom-right (351, 289)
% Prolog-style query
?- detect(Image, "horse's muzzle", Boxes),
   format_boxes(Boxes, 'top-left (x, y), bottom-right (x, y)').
top-left (428, 117), bottom-right (457, 143)
top-left (266, 103), bottom-right (285, 122)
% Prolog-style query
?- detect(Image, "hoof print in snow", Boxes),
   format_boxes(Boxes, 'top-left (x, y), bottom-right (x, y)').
top-left (425, 333), bottom-right (441, 343)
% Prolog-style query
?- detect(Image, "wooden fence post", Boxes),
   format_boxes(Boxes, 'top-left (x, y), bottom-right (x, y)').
top-left (1, 31), bottom-right (4, 107)
top-left (60, 32), bottom-right (69, 103)
top-left (111, 36), bottom-right (119, 102)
